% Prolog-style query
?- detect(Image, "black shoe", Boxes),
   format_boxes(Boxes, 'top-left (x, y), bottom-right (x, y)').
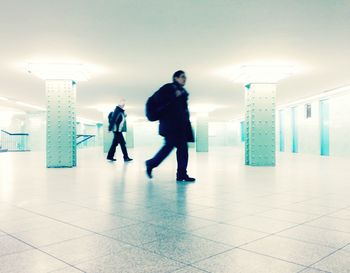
top-left (145, 160), bottom-right (153, 179)
top-left (124, 158), bottom-right (133, 162)
top-left (176, 175), bottom-right (196, 182)
top-left (107, 158), bottom-right (116, 162)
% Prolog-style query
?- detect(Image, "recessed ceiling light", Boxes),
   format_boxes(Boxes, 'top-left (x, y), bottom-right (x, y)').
top-left (27, 63), bottom-right (89, 81)
top-left (233, 65), bottom-right (295, 84)
top-left (15, 101), bottom-right (46, 111)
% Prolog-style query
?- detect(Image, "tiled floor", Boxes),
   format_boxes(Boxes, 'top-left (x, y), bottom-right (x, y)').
top-left (1, 147), bottom-right (350, 273)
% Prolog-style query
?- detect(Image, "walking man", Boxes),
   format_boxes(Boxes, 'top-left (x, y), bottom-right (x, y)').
top-left (145, 70), bottom-right (195, 182)
top-left (107, 99), bottom-right (133, 162)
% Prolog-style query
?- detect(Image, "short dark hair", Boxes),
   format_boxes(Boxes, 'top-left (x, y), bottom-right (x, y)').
top-left (172, 70), bottom-right (185, 82)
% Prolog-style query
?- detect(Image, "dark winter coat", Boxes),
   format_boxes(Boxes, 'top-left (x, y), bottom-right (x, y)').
top-left (108, 106), bottom-right (127, 132)
top-left (157, 82), bottom-right (194, 142)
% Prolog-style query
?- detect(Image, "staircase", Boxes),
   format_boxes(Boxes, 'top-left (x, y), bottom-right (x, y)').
top-left (0, 130), bottom-right (29, 152)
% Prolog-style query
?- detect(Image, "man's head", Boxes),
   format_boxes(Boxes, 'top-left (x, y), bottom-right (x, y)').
top-left (118, 98), bottom-right (126, 109)
top-left (173, 70), bottom-right (186, 86)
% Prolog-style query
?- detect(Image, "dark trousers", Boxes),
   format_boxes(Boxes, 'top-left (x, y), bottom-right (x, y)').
top-left (107, 132), bottom-right (129, 159)
top-left (148, 134), bottom-right (188, 176)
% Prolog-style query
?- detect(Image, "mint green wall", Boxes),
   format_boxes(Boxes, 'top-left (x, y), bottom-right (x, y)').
top-left (276, 91), bottom-right (350, 157)
top-left (320, 100), bottom-right (330, 156)
top-left (126, 123), bottom-right (134, 148)
top-left (134, 122), bottom-right (162, 147)
top-left (297, 102), bottom-right (320, 155)
top-left (329, 93), bottom-right (350, 157)
top-left (103, 114), bottom-right (113, 153)
top-left (196, 116), bottom-right (208, 152)
top-left (24, 113), bottom-right (46, 151)
top-left (208, 122), bottom-right (241, 147)
top-left (97, 124), bottom-right (103, 146)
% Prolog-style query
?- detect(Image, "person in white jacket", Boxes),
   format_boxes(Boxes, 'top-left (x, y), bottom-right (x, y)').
top-left (107, 98), bottom-right (133, 162)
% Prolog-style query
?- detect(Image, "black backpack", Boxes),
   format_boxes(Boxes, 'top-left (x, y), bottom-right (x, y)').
top-left (108, 111), bottom-right (114, 130)
top-left (145, 90), bottom-right (162, 121)
top-left (145, 84), bottom-right (177, 121)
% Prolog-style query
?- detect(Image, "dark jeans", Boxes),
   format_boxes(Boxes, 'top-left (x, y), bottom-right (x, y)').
top-left (148, 134), bottom-right (188, 176)
top-left (107, 132), bottom-right (129, 159)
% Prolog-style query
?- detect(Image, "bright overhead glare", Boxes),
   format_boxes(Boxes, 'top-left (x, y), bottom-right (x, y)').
top-left (189, 104), bottom-right (223, 113)
top-left (127, 115), bottom-right (145, 123)
top-left (0, 110), bottom-right (25, 127)
top-left (77, 117), bottom-right (101, 125)
top-left (0, 96), bottom-right (9, 101)
top-left (93, 104), bottom-right (117, 114)
top-left (27, 63), bottom-right (89, 81)
top-left (15, 101), bottom-right (46, 111)
top-left (233, 65), bottom-right (295, 84)
top-left (92, 104), bottom-right (135, 114)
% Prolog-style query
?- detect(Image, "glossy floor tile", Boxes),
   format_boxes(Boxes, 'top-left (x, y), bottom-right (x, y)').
top-left (41, 234), bottom-right (131, 265)
top-left (312, 250), bottom-right (350, 273)
top-left (74, 247), bottom-right (185, 273)
top-left (0, 249), bottom-right (69, 273)
top-left (1, 147), bottom-right (350, 272)
top-left (141, 231), bottom-right (233, 263)
top-left (241, 235), bottom-right (335, 266)
top-left (193, 248), bottom-right (306, 273)
top-left (0, 235), bottom-right (32, 256)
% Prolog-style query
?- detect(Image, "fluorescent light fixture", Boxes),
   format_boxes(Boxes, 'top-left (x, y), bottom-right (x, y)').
top-left (0, 108), bottom-right (25, 115)
top-left (233, 65), bottom-right (294, 84)
top-left (27, 63), bottom-right (89, 81)
top-left (15, 101), bottom-right (46, 111)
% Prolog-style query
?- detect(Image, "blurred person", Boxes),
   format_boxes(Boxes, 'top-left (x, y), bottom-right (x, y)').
top-left (107, 98), bottom-right (133, 162)
top-left (145, 70), bottom-right (195, 182)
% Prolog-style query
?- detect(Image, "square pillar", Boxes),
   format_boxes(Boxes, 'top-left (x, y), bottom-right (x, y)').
top-left (103, 113), bottom-right (113, 153)
top-left (245, 83), bottom-right (276, 166)
top-left (46, 80), bottom-right (77, 168)
top-left (126, 123), bottom-right (134, 148)
top-left (196, 114), bottom-right (209, 152)
top-left (96, 123), bottom-right (103, 147)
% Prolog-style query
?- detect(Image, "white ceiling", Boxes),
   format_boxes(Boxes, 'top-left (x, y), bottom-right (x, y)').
top-left (0, 0), bottom-right (349, 121)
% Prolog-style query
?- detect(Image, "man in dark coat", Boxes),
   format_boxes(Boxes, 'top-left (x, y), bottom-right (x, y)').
top-left (107, 99), bottom-right (133, 162)
top-left (145, 70), bottom-right (195, 182)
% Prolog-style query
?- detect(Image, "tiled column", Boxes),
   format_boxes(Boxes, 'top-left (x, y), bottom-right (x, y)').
top-left (96, 123), bottom-right (103, 147)
top-left (103, 112), bottom-right (113, 153)
top-left (245, 83), bottom-right (276, 166)
top-left (196, 114), bottom-right (209, 152)
top-left (46, 80), bottom-right (77, 168)
top-left (126, 122), bottom-right (134, 148)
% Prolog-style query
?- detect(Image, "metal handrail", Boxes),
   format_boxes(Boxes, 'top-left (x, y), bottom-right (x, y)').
top-left (1, 130), bottom-right (29, 136)
top-left (0, 130), bottom-right (30, 151)
top-left (76, 134), bottom-right (95, 146)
